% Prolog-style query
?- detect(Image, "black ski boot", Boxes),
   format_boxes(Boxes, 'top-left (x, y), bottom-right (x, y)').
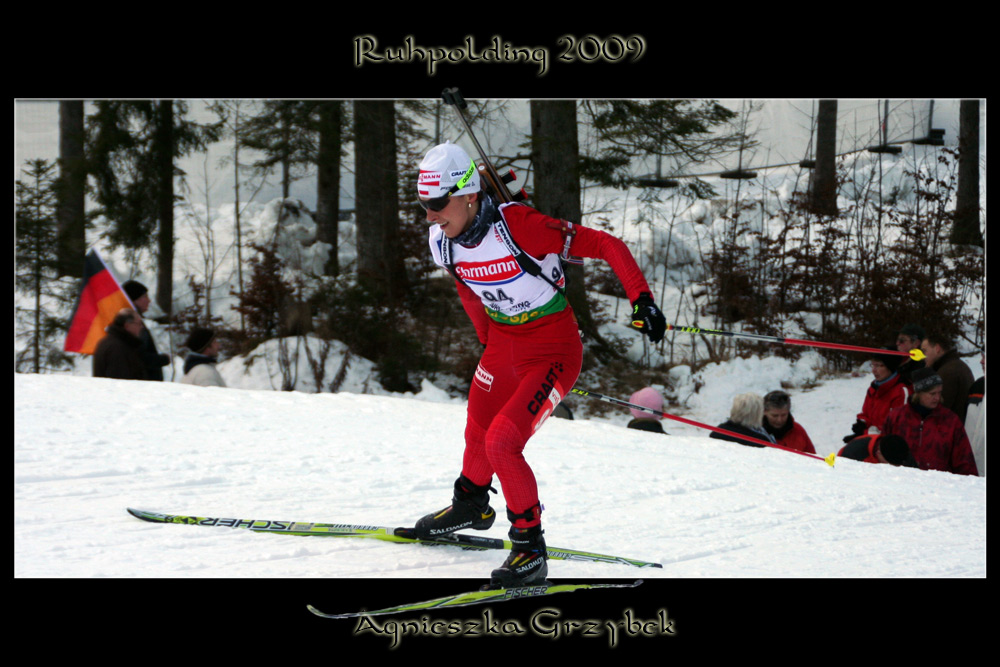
top-left (412, 475), bottom-right (497, 539)
top-left (488, 523), bottom-right (548, 589)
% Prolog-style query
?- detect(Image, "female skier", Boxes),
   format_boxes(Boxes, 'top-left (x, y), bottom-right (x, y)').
top-left (410, 141), bottom-right (666, 588)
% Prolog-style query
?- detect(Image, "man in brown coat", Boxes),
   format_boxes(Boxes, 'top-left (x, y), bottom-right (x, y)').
top-left (92, 309), bottom-right (148, 380)
top-left (921, 332), bottom-right (975, 421)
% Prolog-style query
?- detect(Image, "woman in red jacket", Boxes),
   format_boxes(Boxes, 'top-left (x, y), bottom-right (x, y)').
top-left (881, 368), bottom-right (978, 476)
top-left (761, 390), bottom-right (816, 454)
top-left (857, 350), bottom-right (912, 433)
top-left (409, 142), bottom-right (666, 588)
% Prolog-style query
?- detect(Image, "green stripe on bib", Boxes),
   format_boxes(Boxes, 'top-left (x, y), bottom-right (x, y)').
top-left (485, 292), bottom-right (567, 325)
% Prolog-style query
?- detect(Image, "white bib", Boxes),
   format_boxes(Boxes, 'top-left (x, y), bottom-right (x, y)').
top-left (430, 215), bottom-right (566, 325)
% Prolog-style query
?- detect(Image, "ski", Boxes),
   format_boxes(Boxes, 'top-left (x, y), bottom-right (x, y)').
top-left (126, 508), bottom-right (662, 569)
top-left (307, 580), bottom-right (644, 619)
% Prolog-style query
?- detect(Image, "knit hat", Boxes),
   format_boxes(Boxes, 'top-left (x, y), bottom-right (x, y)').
top-left (629, 387), bottom-right (664, 420)
top-left (878, 434), bottom-right (910, 466)
top-left (911, 367), bottom-right (943, 393)
top-left (184, 327), bottom-right (216, 354)
top-left (899, 323), bottom-right (925, 340)
top-left (872, 347), bottom-right (904, 373)
top-left (418, 141), bottom-right (480, 200)
top-left (122, 280), bottom-right (148, 302)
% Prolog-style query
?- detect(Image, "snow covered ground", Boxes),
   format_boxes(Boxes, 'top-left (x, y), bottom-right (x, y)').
top-left (15, 355), bottom-right (985, 581)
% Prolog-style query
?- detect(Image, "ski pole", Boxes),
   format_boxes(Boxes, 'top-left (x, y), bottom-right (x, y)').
top-left (657, 323), bottom-right (926, 361)
top-left (570, 387), bottom-right (837, 466)
top-left (441, 87), bottom-right (527, 204)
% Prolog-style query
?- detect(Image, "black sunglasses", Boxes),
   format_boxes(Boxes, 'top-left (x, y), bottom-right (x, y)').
top-left (417, 183), bottom-right (460, 212)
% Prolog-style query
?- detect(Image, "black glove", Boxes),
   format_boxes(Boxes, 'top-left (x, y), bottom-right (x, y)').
top-left (630, 293), bottom-right (666, 344)
top-left (842, 420), bottom-right (867, 444)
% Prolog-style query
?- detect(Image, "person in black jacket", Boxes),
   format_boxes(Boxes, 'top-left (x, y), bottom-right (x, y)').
top-left (122, 280), bottom-right (170, 381)
top-left (895, 323), bottom-right (927, 385)
top-left (710, 393), bottom-right (777, 448)
top-left (92, 309), bottom-right (148, 380)
top-left (838, 433), bottom-right (918, 467)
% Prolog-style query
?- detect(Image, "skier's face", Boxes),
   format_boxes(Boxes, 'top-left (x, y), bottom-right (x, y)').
top-left (423, 193), bottom-right (476, 238)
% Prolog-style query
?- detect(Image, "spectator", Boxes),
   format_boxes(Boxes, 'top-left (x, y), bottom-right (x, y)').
top-left (626, 386), bottom-right (667, 434)
top-left (895, 323), bottom-right (927, 384)
top-left (710, 393), bottom-right (776, 448)
top-left (838, 433), bottom-right (917, 467)
top-left (965, 353), bottom-right (985, 476)
top-left (761, 390), bottom-right (815, 454)
top-left (920, 332), bottom-right (975, 421)
top-left (92, 309), bottom-right (148, 380)
top-left (881, 367), bottom-right (978, 476)
top-left (181, 327), bottom-right (227, 387)
top-left (844, 348), bottom-right (912, 442)
top-left (122, 280), bottom-right (171, 381)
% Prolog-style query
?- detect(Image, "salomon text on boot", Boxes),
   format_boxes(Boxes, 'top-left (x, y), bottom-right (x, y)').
top-left (411, 475), bottom-right (497, 539)
top-left (489, 523), bottom-right (548, 589)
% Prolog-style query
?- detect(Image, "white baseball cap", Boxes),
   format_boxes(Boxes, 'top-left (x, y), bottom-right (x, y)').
top-left (417, 141), bottom-right (480, 200)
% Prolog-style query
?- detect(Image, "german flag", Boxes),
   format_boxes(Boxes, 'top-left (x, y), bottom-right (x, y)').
top-left (64, 250), bottom-right (134, 355)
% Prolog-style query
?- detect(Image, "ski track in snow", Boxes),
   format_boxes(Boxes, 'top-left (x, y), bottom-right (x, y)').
top-left (14, 372), bottom-right (985, 579)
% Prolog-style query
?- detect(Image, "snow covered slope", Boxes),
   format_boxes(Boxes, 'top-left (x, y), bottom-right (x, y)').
top-left (15, 372), bottom-right (985, 579)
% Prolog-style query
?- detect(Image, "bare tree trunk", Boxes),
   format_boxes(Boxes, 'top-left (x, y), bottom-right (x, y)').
top-left (233, 106), bottom-right (245, 332)
top-left (317, 101), bottom-right (342, 277)
top-left (952, 99), bottom-right (983, 247)
top-left (809, 99), bottom-right (838, 215)
top-left (56, 101), bottom-right (87, 278)
top-left (353, 100), bottom-right (405, 300)
top-left (155, 100), bottom-right (174, 316)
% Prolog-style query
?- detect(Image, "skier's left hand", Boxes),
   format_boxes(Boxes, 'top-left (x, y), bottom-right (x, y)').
top-left (630, 293), bottom-right (666, 344)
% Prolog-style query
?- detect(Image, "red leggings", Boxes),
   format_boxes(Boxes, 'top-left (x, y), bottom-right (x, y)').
top-left (460, 310), bottom-right (582, 528)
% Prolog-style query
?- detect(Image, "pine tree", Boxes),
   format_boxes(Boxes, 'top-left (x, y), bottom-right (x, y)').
top-left (87, 100), bottom-right (220, 315)
top-left (15, 159), bottom-right (74, 373)
top-left (580, 99), bottom-right (745, 193)
top-left (240, 101), bottom-right (318, 199)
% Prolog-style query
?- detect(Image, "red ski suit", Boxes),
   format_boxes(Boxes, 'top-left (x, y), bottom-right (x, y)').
top-left (433, 202), bottom-right (651, 528)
